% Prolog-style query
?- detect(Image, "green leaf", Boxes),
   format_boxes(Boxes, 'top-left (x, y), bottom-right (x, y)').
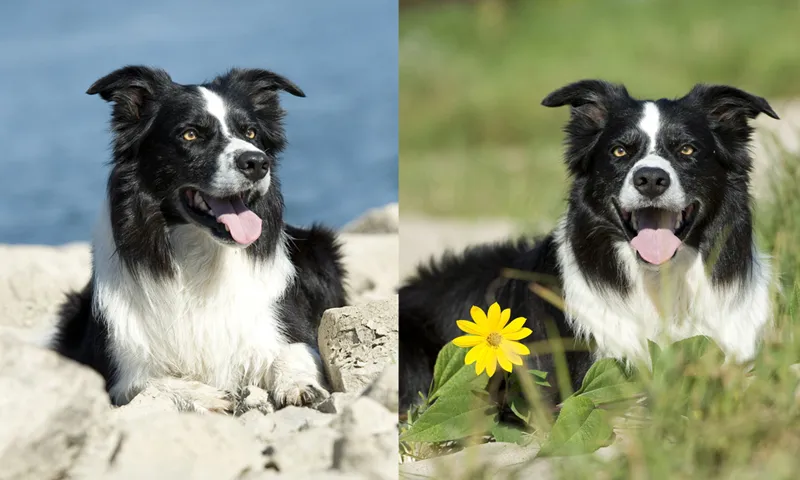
top-left (573, 358), bottom-right (642, 405)
top-left (428, 343), bottom-right (488, 402)
top-left (538, 396), bottom-right (615, 457)
top-left (529, 369), bottom-right (548, 380)
top-left (491, 423), bottom-right (530, 445)
top-left (400, 390), bottom-right (498, 443)
top-left (648, 340), bottom-right (662, 371)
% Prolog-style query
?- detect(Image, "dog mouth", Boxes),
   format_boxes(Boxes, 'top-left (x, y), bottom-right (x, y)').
top-left (179, 188), bottom-right (262, 246)
top-left (614, 201), bottom-right (698, 265)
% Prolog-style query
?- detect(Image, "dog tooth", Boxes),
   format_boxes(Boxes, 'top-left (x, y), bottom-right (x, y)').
top-left (224, 224), bottom-right (230, 232)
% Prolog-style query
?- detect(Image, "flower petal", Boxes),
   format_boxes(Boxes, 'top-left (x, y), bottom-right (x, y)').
top-left (453, 334), bottom-right (483, 348)
top-left (497, 349), bottom-right (514, 373)
top-left (504, 327), bottom-right (533, 341)
top-left (485, 348), bottom-right (497, 377)
top-left (501, 317), bottom-right (527, 335)
top-left (465, 344), bottom-right (485, 365)
top-left (487, 303), bottom-right (501, 328)
top-left (456, 320), bottom-right (485, 336)
top-left (470, 306), bottom-right (489, 327)
top-left (500, 343), bottom-right (524, 365)
top-left (506, 341), bottom-right (531, 356)
top-left (496, 308), bottom-right (512, 330)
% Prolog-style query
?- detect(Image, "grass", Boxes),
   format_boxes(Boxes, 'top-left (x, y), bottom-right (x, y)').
top-left (400, 0), bottom-right (800, 224)
top-left (400, 1), bottom-right (800, 477)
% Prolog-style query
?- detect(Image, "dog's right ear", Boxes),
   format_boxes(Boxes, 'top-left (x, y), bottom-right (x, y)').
top-left (541, 79), bottom-right (628, 128)
top-left (542, 80), bottom-right (628, 174)
top-left (87, 66), bottom-right (171, 122)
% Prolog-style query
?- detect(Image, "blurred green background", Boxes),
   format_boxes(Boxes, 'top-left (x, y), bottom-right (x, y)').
top-left (400, 0), bottom-right (800, 228)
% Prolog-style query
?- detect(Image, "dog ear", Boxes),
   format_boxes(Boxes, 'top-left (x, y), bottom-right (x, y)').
top-left (542, 80), bottom-right (629, 175)
top-left (224, 68), bottom-right (305, 109)
top-left (541, 79), bottom-right (628, 128)
top-left (87, 66), bottom-right (171, 123)
top-left (686, 84), bottom-right (779, 127)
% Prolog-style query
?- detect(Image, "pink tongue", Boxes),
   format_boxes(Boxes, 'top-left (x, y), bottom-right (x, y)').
top-left (202, 195), bottom-right (262, 246)
top-left (630, 229), bottom-right (681, 265)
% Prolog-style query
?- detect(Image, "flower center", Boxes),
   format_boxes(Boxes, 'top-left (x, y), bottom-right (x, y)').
top-left (487, 332), bottom-right (503, 347)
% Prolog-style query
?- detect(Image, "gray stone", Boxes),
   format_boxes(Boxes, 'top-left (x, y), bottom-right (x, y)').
top-left (339, 233), bottom-right (398, 306)
top-left (238, 410), bottom-right (278, 444)
top-left (332, 397), bottom-right (398, 480)
top-left (362, 363), bottom-right (399, 413)
top-left (318, 297), bottom-right (399, 394)
top-left (399, 442), bottom-right (546, 480)
top-left (104, 412), bottom-right (264, 480)
top-left (0, 333), bottom-right (113, 480)
top-left (315, 391), bottom-right (358, 414)
top-left (263, 427), bottom-right (340, 474)
top-left (341, 203), bottom-right (399, 234)
top-left (263, 406), bottom-right (336, 438)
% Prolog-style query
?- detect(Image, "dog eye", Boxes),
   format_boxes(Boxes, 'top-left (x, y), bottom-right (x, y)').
top-left (182, 129), bottom-right (198, 141)
top-left (679, 145), bottom-right (695, 156)
top-left (611, 146), bottom-right (627, 158)
top-left (245, 128), bottom-right (257, 139)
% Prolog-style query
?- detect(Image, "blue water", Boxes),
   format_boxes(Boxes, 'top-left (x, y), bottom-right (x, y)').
top-left (0, 0), bottom-right (397, 245)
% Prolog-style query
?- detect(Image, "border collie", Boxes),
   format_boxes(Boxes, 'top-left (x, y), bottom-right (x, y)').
top-left (51, 66), bottom-right (346, 412)
top-left (399, 80), bottom-right (779, 410)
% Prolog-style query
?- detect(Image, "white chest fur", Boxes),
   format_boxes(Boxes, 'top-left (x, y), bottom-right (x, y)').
top-left (92, 207), bottom-right (295, 404)
top-left (553, 218), bottom-right (772, 364)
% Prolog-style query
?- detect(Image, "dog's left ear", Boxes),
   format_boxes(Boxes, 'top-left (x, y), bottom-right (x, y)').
top-left (687, 84), bottom-right (779, 127)
top-left (225, 68), bottom-right (305, 109)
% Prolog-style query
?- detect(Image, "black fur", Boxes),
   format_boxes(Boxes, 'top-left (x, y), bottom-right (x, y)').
top-left (399, 79), bottom-right (778, 412)
top-left (51, 66), bottom-right (346, 401)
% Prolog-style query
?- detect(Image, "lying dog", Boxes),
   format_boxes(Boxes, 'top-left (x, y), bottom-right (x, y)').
top-left (52, 66), bottom-right (347, 412)
top-left (399, 80), bottom-right (779, 410)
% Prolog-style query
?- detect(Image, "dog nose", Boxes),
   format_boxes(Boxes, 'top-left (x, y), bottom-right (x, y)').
top-left (235, 151), bottom-right (269, 181)
top-left (633, 166), bottom-right (671, 199)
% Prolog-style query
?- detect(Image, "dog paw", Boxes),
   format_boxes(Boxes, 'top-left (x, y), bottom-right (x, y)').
top-left (233, 385), bottom-right (275, 416)
top-left (149, 378), bottom-right (233, 414)
top-left (271, 379), bottom-right (330, 409)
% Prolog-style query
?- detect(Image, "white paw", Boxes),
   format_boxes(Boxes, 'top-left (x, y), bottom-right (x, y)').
top-left (271, 378), bottom-right (330, 408)
top-left (148, 378), bottom-right (233, 414)
top-left (234, 385), bottom-right (276, 416)
top-left (267, 343), bottom-right (331, 408)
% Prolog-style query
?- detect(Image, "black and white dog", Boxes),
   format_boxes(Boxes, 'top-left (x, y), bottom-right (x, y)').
top-left (51, 66), bottom-right (346, 412)
top-left (399, 80), bottom-right (779, 410)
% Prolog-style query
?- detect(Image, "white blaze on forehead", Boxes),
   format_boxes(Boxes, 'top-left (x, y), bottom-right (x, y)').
top-left (638, 102), bottom-right (661, 153)
top-left (198, 86), bottom-right (232, 136)
top-left (197, 86), bottom-right (267, 192)
top-left (618, 101), bottom-right (686, 210)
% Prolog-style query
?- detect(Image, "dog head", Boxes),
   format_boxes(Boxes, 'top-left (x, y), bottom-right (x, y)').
top-left (89, 66), bottom-right (304, 248)
top-left (543, 80), bottom-right (778, 266)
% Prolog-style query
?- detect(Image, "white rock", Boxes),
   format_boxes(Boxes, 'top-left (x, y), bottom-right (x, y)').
top-left (318, 296), bottom-right (399, 393)
top-left (399, 442), bottom-right (547, 479)
top-left (315, 392), bottom-right (358, 414)
top-left (104, 412), bottom-right (264, 480)
top-left (0, 242), bottom-right (90, 332)
top-left (263, 406), bottom-right (336, 438)
top-left (340, 233), bottom-right (398, 305)
top-left (0, 333), bottom-right (113, 480)
top-left (332, 397), bottom-right (398, 480)
top-left (362, 363), bottom-right (399, 413)
top-left (341, 203), bottom-right (399, 234)
top-left (262, 427), bottom-right (340, 474)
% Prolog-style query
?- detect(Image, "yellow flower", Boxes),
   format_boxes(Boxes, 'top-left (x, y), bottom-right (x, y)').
top-left (452, 302), bottom-right (532, 377)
